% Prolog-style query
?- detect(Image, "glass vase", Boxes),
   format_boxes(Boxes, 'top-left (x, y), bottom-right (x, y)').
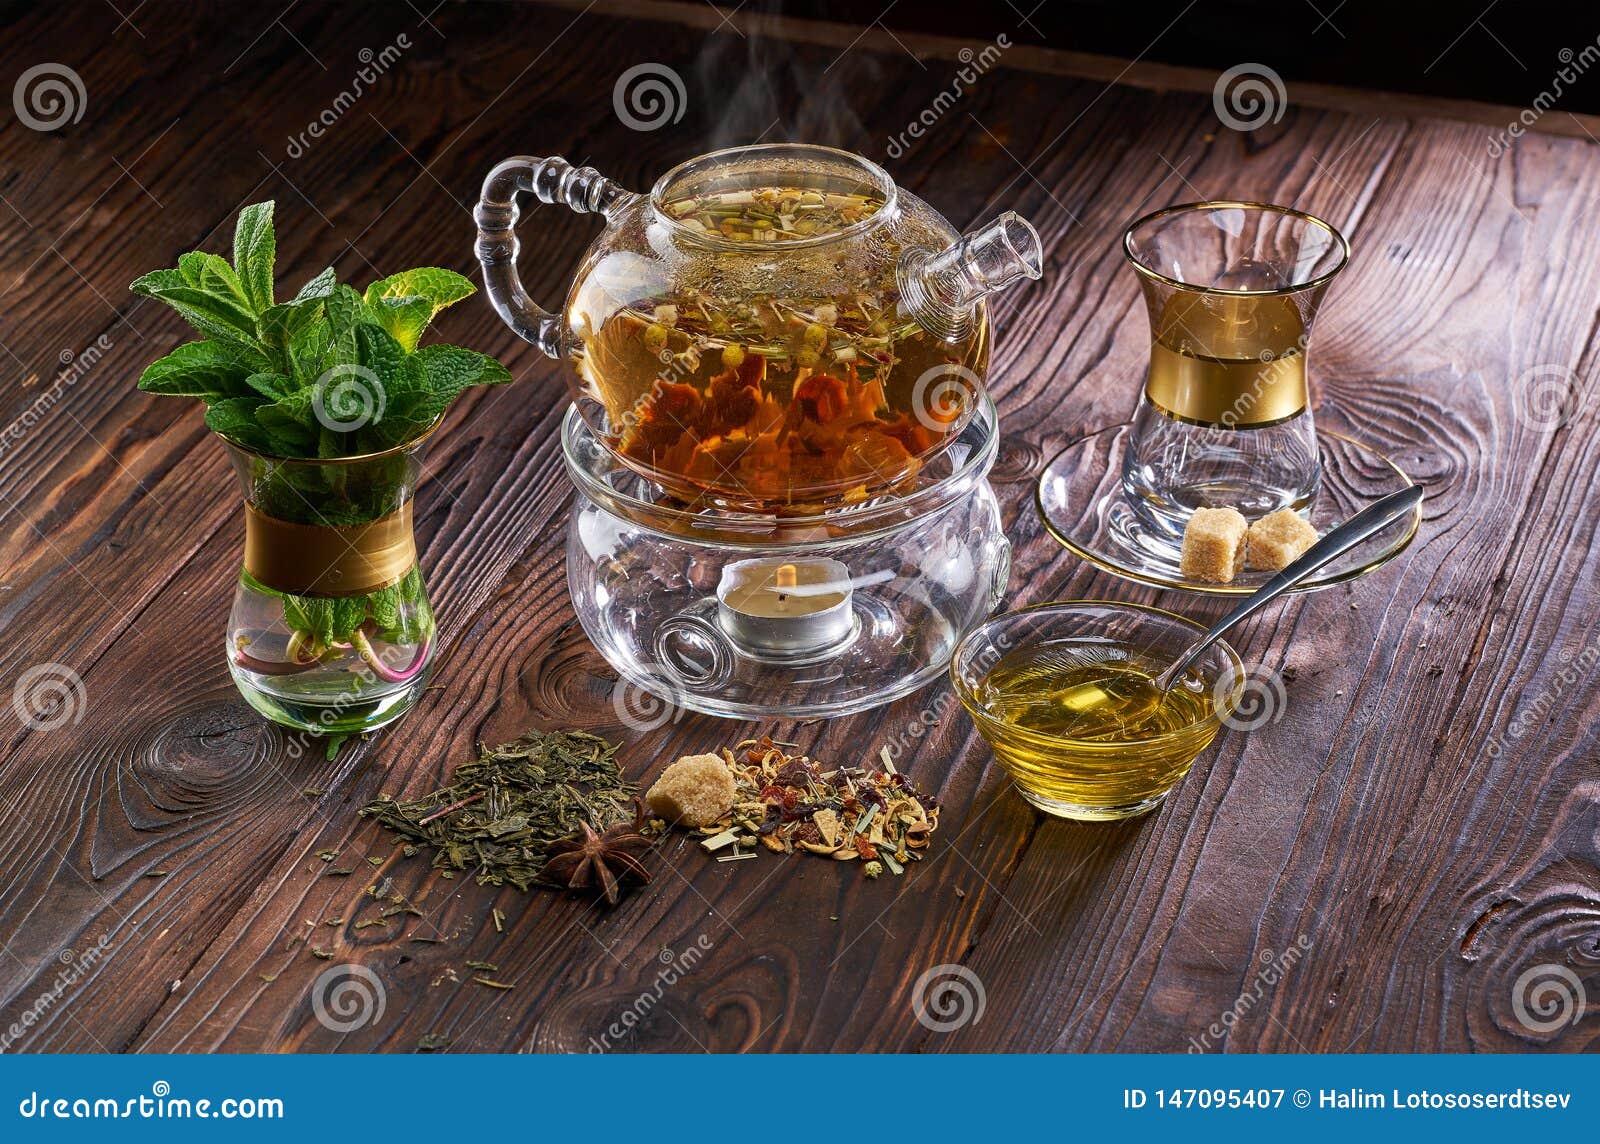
top-left (223, 432), bottom-right (436, 735)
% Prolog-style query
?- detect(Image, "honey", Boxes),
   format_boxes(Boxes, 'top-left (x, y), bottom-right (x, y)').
top-left (969, 643), bottom-right (1218, 816)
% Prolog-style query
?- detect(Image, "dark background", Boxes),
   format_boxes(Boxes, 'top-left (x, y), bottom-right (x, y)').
top-left (6, 2), bottom-right (1592, 114)
top-left (760, 0), bottom-right (1600, 113)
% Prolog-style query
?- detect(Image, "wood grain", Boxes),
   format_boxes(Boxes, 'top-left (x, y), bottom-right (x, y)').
top-left (0, 0), bottom-right (1596, 1054)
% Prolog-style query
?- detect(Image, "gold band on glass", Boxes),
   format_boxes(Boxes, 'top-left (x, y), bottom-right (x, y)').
top-left (1143, 343), bottom-right (1309, 428)
top-left (244, 502), bottom-right (415, 597)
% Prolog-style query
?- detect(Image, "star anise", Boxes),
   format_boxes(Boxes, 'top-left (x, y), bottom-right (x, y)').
top-left (542, 801), bottom-right (655, 904)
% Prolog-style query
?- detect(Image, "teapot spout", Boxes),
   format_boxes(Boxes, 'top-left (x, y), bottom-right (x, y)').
top-left (899, 211), bottom-right (1043, 340)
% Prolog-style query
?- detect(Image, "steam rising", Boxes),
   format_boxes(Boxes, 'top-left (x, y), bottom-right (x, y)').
top-left (692, 4), bottom-right (882, 150)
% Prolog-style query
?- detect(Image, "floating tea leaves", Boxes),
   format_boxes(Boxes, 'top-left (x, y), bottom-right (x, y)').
top-left (360, 729), bottom-right (641, 892)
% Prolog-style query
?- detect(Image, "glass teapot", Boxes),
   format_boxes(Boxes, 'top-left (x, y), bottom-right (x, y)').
top-left (474, 144), bottom-right (1042, 512)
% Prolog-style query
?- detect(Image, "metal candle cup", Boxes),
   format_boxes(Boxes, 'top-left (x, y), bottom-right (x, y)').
top-left (716, 558), bottom-right (854, 657)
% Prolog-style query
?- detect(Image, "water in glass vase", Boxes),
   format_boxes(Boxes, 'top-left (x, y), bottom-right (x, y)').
top-left (227, 568), bottom-right (434, 734)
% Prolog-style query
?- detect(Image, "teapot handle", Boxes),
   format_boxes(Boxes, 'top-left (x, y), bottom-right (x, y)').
top-left (474, 156), bottom-right (634, 360)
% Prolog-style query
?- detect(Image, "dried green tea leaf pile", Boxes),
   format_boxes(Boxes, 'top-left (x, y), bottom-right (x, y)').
top-left (360, 729), bottom-right (654, 895)
top-left (689, 738), bottom-right (940, 878)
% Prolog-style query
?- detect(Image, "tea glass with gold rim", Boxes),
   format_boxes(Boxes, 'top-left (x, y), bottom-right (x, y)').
top-left (1121, 201), bottom-right (1349, 540)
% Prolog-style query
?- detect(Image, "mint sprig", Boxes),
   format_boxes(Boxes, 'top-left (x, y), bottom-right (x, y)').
top-left (129, 201), bottom-right (498, 664)
top-left (131, 200), bottom-right (511, 458)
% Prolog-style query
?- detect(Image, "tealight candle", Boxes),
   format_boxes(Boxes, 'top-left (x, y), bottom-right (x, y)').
top-left (716, 557), bottom-right (854, 657)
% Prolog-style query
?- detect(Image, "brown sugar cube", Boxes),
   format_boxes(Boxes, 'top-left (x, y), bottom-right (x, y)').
top-left (1180, 507), bottom-right (1248, 583)
top-left (1247, 508), bottom-right (1319, 571)
top-left (646, 753), bottom-right (737, 827)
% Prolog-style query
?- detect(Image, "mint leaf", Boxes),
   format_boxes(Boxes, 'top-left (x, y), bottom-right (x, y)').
top-left (242, 373), bottom-right (293, 400)
top-left (281, 594), bottom-right (315, 636)
top-left (254, 388), bottom-right (319, 434)
top-left (287, 595), bottom-right (336, 646)
top-left (354, 321), bottom-right (416, 395)
top-left (321, 285), bottom-right (365, 371)
top-left (264, 425), bottom-right (315, 456)
top-left (326, 284), bottom-right (365, 336)
top-left (137, 340), bottom-right (270, 399)
top-left (178, 252), bottom-right (248, 304)
top-left (233, 201), bottom-right (276, 313)
top-left (131, 269), bottom-right (260, 345)
top-left (289, 321), bottom-right (333, 382)
top-left (257, 296), bottom-right (325, 353)
top-left (331, 596), bottom-right (367, 643)
top-left (368, 584), bottom-right (402, 632)
top-left (397, 567), bottom-right (434, 642)
top-left (203, 396), bottom-right (274, 451)
top-left (412, 344), bottom-right (512, 420)
top-left (366, 294), bottom-right (432, 353)
top-left (357, 387), bottom-right (435, 450)
top-left (364, 268), bottom-right (475, 320)
top-left (294, 266), bottom-right (337, 302)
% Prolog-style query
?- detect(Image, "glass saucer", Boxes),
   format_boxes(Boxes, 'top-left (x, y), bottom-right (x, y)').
top-left (1036, 423), bottom-right (1419, 595)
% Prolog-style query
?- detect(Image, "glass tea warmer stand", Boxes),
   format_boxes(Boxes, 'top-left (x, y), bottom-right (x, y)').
top-left (475, 145), bottom-right (1042, 716)
top-left (1038, 201), bottom-right (1419, 594)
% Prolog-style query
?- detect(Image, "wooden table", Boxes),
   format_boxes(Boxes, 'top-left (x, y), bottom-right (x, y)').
top-left (2, 0), bottom-right (1596, 1054)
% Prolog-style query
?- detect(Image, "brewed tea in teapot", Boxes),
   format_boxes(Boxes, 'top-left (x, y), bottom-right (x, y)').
top-left (476, 144), bottom-right (1042, 512)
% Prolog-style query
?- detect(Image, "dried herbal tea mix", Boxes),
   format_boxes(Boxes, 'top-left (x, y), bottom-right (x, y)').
top-left (690, 737), bottom-right (939, 877)
top-left (360, 729), bottom-right (657, 899)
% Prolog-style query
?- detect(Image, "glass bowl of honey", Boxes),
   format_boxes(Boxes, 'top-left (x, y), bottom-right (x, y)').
top-left (950, 601), bottom-right (1245, 821)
